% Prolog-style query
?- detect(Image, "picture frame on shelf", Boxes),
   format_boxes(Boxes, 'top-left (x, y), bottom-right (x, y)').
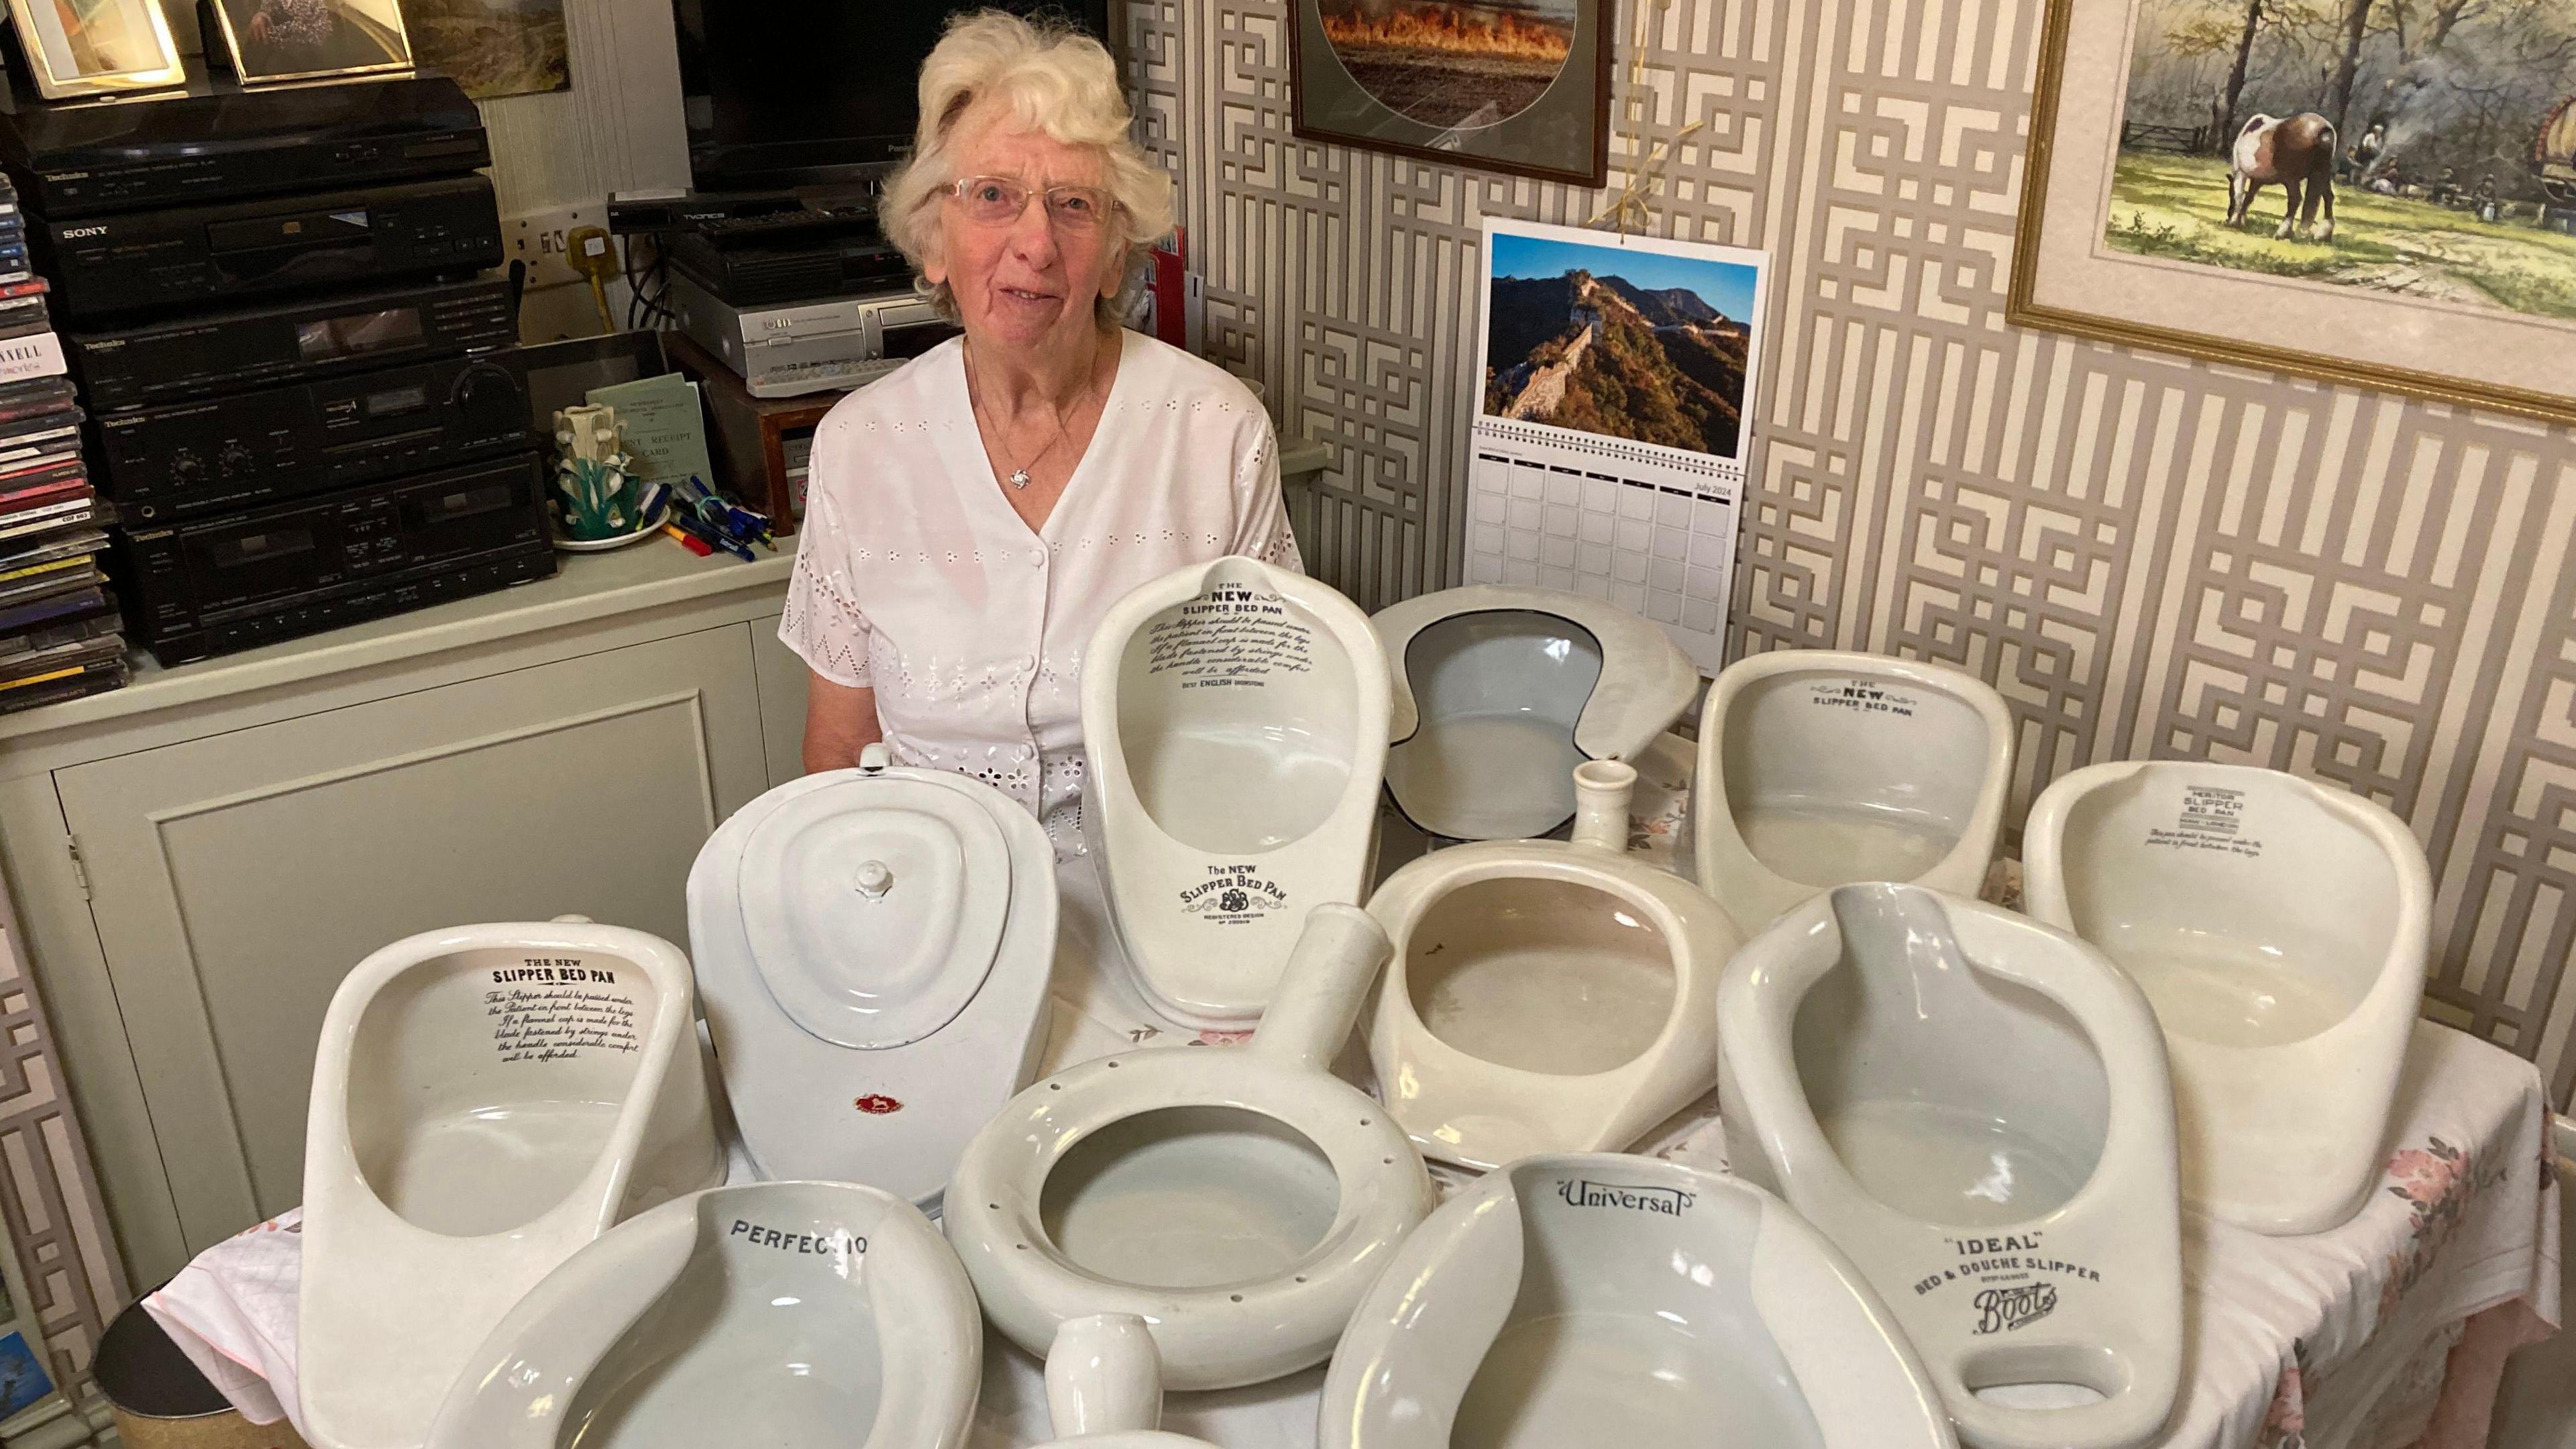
top-left (2009, 0), bottom-right (2576, 424)
top-left (205, 0), bottom-right (414, 86)
top-left (3, 0), bottom-right (184, 101)
top-left (1288, 0), bottom-right (1614, 187)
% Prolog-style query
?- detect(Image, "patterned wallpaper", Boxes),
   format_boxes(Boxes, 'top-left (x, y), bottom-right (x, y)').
top-left (1124, 0), bottom-right (2576, 1106)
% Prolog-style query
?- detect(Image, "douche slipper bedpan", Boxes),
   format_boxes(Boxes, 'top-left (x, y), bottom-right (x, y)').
top-left (1718, 884), bottom-right (2182, 1449)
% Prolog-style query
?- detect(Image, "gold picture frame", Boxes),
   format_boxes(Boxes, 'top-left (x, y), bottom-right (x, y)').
top-left (2008, 0), bottom-right (2576, 427)
top-left (5, 0), bottom-right (185, 100)
top-left (207, 0), bottom-right (414, 87)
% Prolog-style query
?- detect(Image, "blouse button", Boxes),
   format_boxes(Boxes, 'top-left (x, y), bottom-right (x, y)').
top-left (1030, 551), bottom-right (1046, 568)
top-left (1017, 654), bottom-right (1037, 674)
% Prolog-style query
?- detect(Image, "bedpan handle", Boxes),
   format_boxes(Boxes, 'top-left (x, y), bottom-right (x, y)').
top-left (1254, 904), bottom-right (1392, 1069)
top-left (1570, 760), bottom-right (1637, 851)
top-left (1046, 1313), bottom-right (1165, 1436)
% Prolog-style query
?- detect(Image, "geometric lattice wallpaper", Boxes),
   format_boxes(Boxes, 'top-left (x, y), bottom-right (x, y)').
top-left (1126, 0), bottom-right (2576, 1107)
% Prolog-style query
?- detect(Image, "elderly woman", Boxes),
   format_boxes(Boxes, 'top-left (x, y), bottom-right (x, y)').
top-left (780, 10), bottom-right (1298, 869)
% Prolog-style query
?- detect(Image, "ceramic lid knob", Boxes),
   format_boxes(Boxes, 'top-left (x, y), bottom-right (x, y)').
top-left (852, 860), bottom-right (894, 898)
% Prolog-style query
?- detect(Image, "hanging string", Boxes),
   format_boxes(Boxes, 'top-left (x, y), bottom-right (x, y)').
top-left (1585, 0), bottom-right (1706, 235)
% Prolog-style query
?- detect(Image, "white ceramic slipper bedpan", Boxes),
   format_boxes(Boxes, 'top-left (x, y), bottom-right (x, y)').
top-left (1032, 1313), bottom-right (1218, 1448)
top-left (1081, 555), bottom-right (1391, 1027)
top-left (1718, 884), bottom-right (2182, 1449)
top-left (1374, 584), bottom-right (1698, 841)
top-left (300, 921), bottom-right (722, 1449)
top-left (946, 904), bottom-right (1436, 1390)
top-left (426, 1181), bottom-right (981, 1449)
top-left (1321, 1152), bottom-right (1955, 1449)
top-left (1364, 760), bottom-right (1744, 1169)
top-left (2022, 761), bottom-right (2430, 1234)
top-left (687, 742), bottom-right (1055, 1208)
top-left (1695, 650), bottom-right (2012, 930)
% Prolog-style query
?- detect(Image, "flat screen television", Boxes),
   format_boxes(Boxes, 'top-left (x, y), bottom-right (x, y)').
top-left (674, 2), bottom-right (1118, 193)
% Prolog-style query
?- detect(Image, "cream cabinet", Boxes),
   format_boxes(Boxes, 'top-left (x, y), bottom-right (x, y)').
top-left (0, 549), bottom-right (801, 1287)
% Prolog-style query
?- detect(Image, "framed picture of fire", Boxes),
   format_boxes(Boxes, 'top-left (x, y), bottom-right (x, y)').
top-left (1290, 0), bottom-right (1615, 186)
top-left (2009, 0), bottom-right (2576, 423)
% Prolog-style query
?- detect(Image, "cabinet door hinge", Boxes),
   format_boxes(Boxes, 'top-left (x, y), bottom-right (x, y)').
top-left (64, 833), bottom-right (88, 900)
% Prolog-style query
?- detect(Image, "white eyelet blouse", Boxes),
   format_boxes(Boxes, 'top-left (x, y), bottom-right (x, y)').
top-left (778, 329), bottom-right (1304, 861)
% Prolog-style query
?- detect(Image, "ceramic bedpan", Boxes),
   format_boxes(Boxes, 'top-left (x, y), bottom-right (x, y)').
top-left (1718, 884), bottom-right (2182, 1449)
top-left (1082, 555), bottom-right (1391, 1027)
top-left (1366, 759), bottom-right (1745, 1170)
top-left (1033, 1313), bottom-right (1219, 1448)
top-left (947, 904), bottom-right (1436, 1391)
top-left (2022, 761), bottom-right (2430, 1234)
top-left (427, 1181), bottom-right (981, 1449)
top-left (1320, 1152), bottom-right (1955, 1449)
top-left (300, 920), bottom-right (722, 1449)
top-left (1374, 585), bottom-right (1698, 841)
top-left (1695, 649), bottom-right (2012, 930)
top-left (688, 743), bottom-right (1056, 1210)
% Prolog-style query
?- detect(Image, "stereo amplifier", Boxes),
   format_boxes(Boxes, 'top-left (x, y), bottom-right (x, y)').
top-left (93, 354), bottom-right (531, 522)
top-left (113, 451), bottom-right (554, 665)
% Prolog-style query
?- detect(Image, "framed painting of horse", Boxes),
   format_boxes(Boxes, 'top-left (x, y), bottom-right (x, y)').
top-left (1289, 0), bottom-right (1617, 186)
top-left (2010, 0), bottom-right (2576, 423)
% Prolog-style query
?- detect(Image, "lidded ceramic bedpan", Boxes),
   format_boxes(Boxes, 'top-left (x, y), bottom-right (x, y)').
top-left (1032, 1313), bottom-right (1220, 1448)
top-left (1320, 1152), bottom-right (1955, 1449)
top-left (1081, 555), bottom-right (1391, 1027)
top-left (426, 1181), bottom-right (981, 1449)
top-left (1717, 885), bottom-right (2182, 1449)
top-left (1695, 650), bottom-right (2012, 930)
top-left (688, 743), bottom-right (1055, 1209)
top-left (300, 921), bottom-right (722, 1449)
top-left (1373, 584), bottom-right (1698, 841)
top-left (2021, 761), bottom-right (2430, 1234)
top-left (1365, 759), bottom-right (1745, 1170)
top-left (945, 904), bottom-right (1436, 1391)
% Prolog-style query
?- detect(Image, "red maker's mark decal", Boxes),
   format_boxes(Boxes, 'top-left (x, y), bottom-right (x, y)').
top-left (853, 1094), bottom-right (904, 1115)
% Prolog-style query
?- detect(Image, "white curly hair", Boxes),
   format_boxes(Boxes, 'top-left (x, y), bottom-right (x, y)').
top-left (878, 10), bottom-right (1173, 329)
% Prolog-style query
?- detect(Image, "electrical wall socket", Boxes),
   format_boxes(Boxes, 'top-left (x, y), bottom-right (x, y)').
top-left (506, 205), bottom-right (604, 292)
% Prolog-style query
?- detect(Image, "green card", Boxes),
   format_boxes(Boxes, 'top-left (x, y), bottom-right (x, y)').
top-left (588, 372), bottom-right (714, 489)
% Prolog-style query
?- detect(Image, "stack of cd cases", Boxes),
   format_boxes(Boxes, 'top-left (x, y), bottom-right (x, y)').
top-left (0, 175), bottom-right (125, 714)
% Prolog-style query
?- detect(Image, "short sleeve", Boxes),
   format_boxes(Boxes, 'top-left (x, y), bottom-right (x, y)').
top-left (1229, 416), bottom-right (1304, 574)
top-left (777, 484), bottom-right (875, 688)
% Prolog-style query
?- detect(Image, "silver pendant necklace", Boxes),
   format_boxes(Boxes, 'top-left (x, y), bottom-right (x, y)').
top-left (965, 341), bottom-right (1089, 490)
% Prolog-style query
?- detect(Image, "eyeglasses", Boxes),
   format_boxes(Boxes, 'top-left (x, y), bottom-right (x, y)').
top-left (949, 175), bottom-right (1116, 233)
